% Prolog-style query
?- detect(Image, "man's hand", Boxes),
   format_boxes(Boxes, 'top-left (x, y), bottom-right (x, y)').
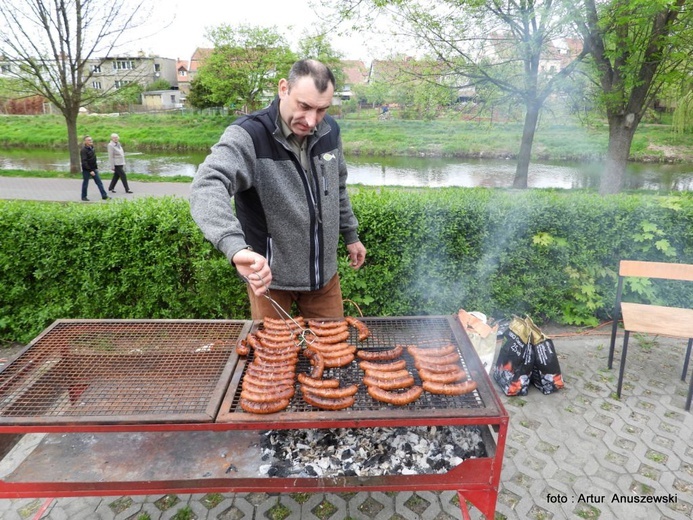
top-left (346, 241), bottom-right (367, 269)
top-left (232, 249), bottom-right (272, 296)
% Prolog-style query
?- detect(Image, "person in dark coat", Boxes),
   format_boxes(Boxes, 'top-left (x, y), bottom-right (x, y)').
top-left (80, 135), bottom-right (109, 201)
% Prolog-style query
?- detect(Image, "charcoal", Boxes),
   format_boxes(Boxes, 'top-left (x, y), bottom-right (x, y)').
top-left (258, 426), bottom-right (486, 478)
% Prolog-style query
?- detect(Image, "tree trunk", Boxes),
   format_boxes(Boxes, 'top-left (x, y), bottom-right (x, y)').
top-left (600, 114), bottom-right (637, 194)
top-left (513, 102), bottom-right (541, 189)
top-left (65, 112), bottom-right (81, 174)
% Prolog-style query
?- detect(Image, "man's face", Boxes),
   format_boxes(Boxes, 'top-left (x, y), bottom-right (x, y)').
top-left (84, 137), bottom-right (93, 146)
top-left (278, 76), bottom-right (334, 138)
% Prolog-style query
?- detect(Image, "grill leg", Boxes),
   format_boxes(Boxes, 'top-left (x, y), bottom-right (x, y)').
top-left (617, 331), bottom-right (630, 398)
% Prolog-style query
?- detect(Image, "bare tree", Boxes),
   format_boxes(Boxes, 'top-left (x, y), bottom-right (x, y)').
top-left (0, 0), bottom-right (150, 173)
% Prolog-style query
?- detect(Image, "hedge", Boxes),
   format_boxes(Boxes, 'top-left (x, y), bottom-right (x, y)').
top-left (1, 189), bottom-right (692, 344)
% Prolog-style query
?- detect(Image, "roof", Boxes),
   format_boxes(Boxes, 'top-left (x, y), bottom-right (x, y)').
top-left (340, 60), bottom-right (369, 85)
top-left (189, 48), bottom-right (213, 72)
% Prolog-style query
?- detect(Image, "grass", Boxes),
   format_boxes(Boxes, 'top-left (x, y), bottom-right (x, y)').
top-left (2, 111), bottom-right (693, 164)
top-left (0, 168), bottom-right (192, 183)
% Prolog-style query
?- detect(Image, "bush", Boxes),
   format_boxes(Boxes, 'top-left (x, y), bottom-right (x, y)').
top-left (2, 190), bottom-right (692, 344)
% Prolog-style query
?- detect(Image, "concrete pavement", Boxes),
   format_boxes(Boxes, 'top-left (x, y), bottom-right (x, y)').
top-left (0, 326), bottom-right (691, 519)
top-left (0, 176), bottom-right (191, 202)
top-left (1, 176), bottom-right (692, 519)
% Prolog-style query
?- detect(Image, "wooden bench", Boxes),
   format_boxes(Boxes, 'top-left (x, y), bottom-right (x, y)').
top-left (608, 260), bottom-right (693, 411)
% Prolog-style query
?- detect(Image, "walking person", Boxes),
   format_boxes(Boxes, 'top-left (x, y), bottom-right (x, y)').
top-left (80, 135), bottom-right (109, 201)
top-left (190, 59), bottom-right (367, 320)
top-left (107, 133), bottom-right (132, 194)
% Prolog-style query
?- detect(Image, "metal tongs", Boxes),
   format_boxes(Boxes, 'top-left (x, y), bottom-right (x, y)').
top-left (245, 272), bottom-right (315, 347)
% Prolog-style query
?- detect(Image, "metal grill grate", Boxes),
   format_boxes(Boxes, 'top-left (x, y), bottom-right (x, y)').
top-left (0, 320), bottom-right (247, 425)
top-left (219, 316), bottom-right (493, 422)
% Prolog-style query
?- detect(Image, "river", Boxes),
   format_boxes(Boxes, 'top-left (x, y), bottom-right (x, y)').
top-left (1, 148), bottom-right (692, 191)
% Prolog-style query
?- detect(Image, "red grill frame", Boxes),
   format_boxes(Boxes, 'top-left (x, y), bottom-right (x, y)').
top-left (0, 316), bottom-right (508, 520)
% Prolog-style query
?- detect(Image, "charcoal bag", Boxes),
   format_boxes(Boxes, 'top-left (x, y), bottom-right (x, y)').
top-left (492, 316), bottom-right (534, 396)
top-left (526, 316), bottom-right (564, 394)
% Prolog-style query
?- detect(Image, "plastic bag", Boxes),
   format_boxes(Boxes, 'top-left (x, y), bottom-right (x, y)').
top-left (458, 309), bottom-right (498, 375)
top-left (492, 316), bottom-right (534, 396)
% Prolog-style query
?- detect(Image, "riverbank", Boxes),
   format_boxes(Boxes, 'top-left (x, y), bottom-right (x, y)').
top-left (2, 113), bottom-right (693, 163)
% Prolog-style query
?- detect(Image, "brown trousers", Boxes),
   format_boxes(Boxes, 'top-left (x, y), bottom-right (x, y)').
top-left (247, 273), bottom-right (344, 320)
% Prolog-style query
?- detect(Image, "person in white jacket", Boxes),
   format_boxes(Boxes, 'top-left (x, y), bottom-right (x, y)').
top-left (107, 133), bottom-right (132, 194)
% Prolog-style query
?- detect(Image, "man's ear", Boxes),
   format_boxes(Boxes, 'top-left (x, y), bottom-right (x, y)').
top-left (278, 78), bottom-right (289, 99)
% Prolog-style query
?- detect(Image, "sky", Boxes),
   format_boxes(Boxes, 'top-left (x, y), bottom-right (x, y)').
top-left (130, 0), bottom-right (393, 64)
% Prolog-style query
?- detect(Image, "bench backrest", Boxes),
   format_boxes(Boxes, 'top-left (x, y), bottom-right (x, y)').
top-left (619, 260), bottom-right (693, 283)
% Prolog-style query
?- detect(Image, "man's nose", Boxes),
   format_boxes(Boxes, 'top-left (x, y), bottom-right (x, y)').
top-left (305, 110), bottom-right (318, 128)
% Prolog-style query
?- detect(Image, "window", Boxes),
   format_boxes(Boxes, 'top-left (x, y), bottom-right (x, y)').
top-left (1, 64), bottom-right (11, 73)
top-left (154, 63), bottom-right (161, 72)
top-left (92, 81), bottom-right (102, 89)
top-left (170, 95), bottom-right (176, 103)
top-left (114, 80), bottom-right (132, 89)
top-left (92, 64), bottom-right (102, 73)
top-left (179, 69), bottom-right (187, 77)
top-left (112, 60), bottom-right (136, 70)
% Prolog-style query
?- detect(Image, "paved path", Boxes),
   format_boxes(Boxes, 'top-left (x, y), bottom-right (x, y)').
top-left (0, 326), bottom-right (691, 519)
top-left (1, 177), bottom-right (693, 518)
top-left (0, 176), bottom-right (190, 201)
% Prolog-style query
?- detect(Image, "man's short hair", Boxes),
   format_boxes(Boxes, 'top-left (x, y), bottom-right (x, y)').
top-left (288, 59), bottom-right (336, 93)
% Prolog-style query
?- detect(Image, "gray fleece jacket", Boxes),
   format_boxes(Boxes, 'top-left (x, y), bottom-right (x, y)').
top-left (189, 97), bottom-right (360, 292)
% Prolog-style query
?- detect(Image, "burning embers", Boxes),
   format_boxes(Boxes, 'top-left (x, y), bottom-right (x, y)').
top-left (259, 426), bottom-right (488, 477)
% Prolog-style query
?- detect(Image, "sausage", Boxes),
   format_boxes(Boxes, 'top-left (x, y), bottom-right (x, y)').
top-left (253, 351), bottom-right (299, 364)
top-left (241, 381), bottom-right (294, 395)
top-left (345, 316), bottom-right (371, 341)
top-left (358, 359), bottom-right (407, 372)
top-left (356, 344), bottom-right (403, 361)
top-left (245, 363), bottom-right (295, 374)
top-left (263, 316), bottom-right (305, 328)
top-left (422, 380), bottom-right (478, 395)
top-left (418, 367), bottom-right (467, 384)
top-left (319, 345), bottom-right (357, 359)
top-left (246, 334), bottom-right (262, 350)
top-left (407, 344), bottom-right (457, 357)
top-left (256, 336), bottom-right (300, 350)
top-left (239, 397), bottom-right (290, 414)
top-left (308, 322), bottom-right (350, 335)
top-left (362, 374), bottom-right (415, 390)
top-left (254, 346), bottom-right (301, 358)
top-left (257, 327), bottom-right (296, 338)
top-left (302, 392), bottom-right (355, 410)
top-left (301, 383), bottom-right (359, 399)
top-left (367, 385), bottom-right (423, 405)
top-left (410, 352), bottom-right (461, 366)
top-left (250, 357), bottom-right (298, 369)
top-left (297, 374), bottom-right (341, 388)
top-left (363, 368), bottom-right (411, 380)
top-left (308, 319), bottom-right (348, 330)
top-left (303, 348), bottom-right (325, 379)
top-left (323, 353), bottom-right (355, 368)
top-left (308, 341), bottom-right (351, 353)
top-left (306, 330), bottom-right (350, 344)
top-left (236, 340), bottom-right (250, 357)
top-left (413, 360), bottom-right (461, 373)
top-left (242, 375), bottom-right (295, 388)
top-left (241, 386), bottom-right (295, 402)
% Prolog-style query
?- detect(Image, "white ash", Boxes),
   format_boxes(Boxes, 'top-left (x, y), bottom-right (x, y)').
top-left (259, 426), bottom-right (487, 478)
